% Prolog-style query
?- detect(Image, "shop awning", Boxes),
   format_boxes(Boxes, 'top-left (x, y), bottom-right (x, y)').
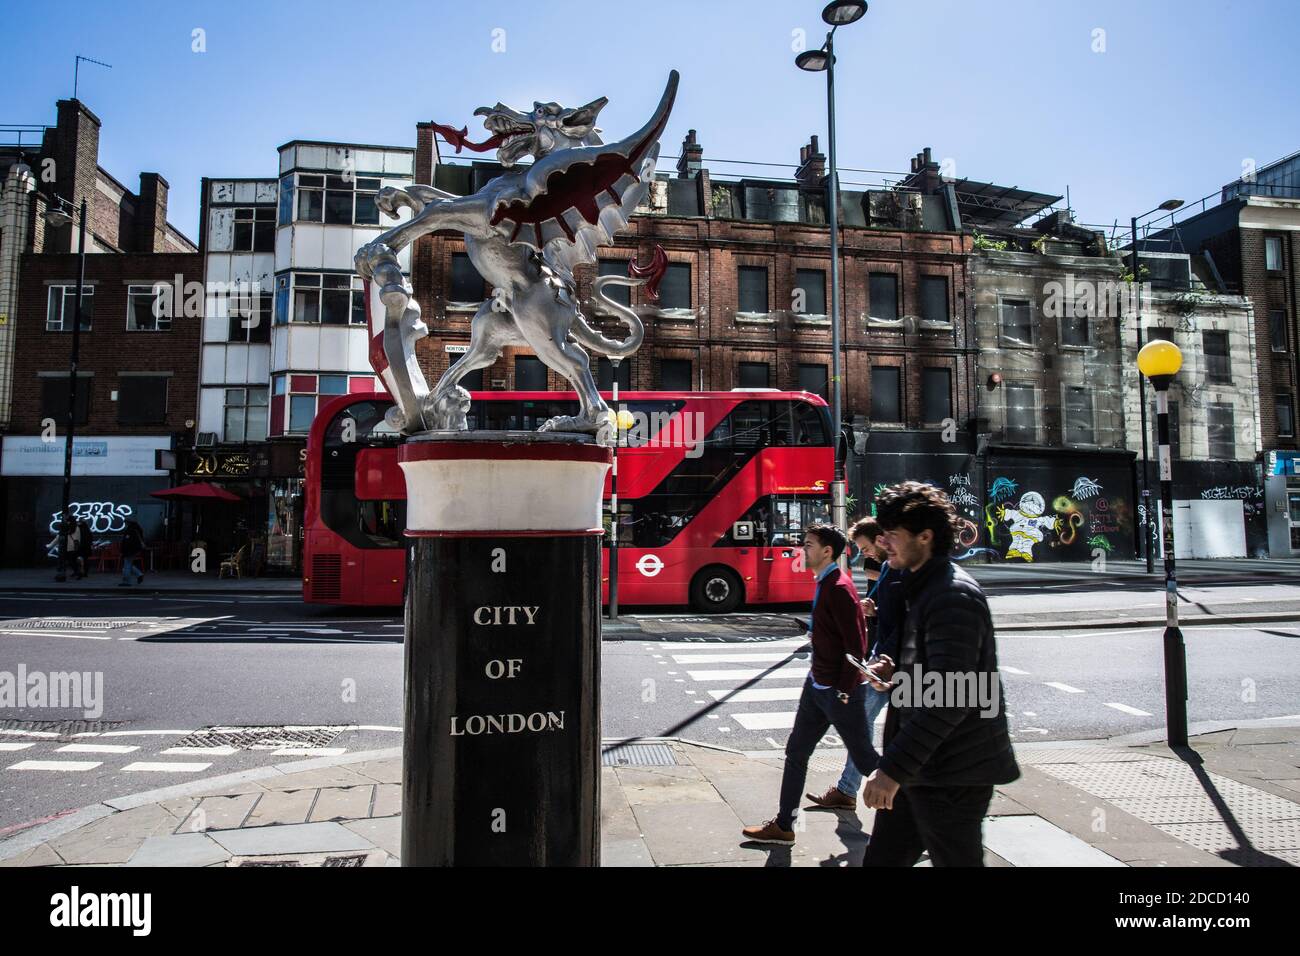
top-left (150, 482), bottom-right (243, 502)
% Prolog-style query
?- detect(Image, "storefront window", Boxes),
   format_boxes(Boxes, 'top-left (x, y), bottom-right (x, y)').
top-left (267, 478), bottom-right (304, 572)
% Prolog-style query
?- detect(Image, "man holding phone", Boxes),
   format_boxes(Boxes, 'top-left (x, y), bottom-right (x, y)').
top-left (741, 523), bottom-right (879, 845)
top-left (806, 517), bottom-right (901, 809)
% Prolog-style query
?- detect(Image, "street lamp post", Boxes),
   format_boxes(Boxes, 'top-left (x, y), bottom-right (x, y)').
top-left (1137, 338), bottom-right (1188, 748)
top-left (797, 0), bottom-right (866, 546)
top-left (45, 197), bottom-right (89, 582)
top-left (1130, 198), bottom-right (1183, 573)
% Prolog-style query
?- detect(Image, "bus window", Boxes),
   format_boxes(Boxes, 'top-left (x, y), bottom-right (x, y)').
top-left (712, 401), bottom-right (794, 449)
top-left (793, 401), bottom-right (830, 445)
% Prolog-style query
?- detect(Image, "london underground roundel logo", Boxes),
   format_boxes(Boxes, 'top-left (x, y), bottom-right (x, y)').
top-left (636, 554), bottom-right (665, 577)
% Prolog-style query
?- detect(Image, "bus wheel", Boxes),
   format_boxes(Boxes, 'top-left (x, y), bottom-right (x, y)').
top-left (690, 567), bottom-right (743, 614)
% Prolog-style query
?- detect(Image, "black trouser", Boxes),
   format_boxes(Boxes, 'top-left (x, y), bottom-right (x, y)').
top-left (776, 678), bottom-right (878, 831)
top-left (863, 783), bottom-right (993, 867)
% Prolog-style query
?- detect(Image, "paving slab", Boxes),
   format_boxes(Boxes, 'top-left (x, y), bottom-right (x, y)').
top-left (630, 800), bottom-right (751, 866)
top-left (208, 821), bottom-right (373, 857)
top-left (47, 804), bottom-right (177, 865)
top-left (309, 786), bottom-right (375, 822)
top-left (260, 766), bottom-right (377, 791)
top-left (371, 783), bottom-right (401, 818)
top-left (982, 816), bottom-right (1127, 867)
top-left (181, 793), bottom-right (261, 832)
top-left (125, 833), bottom-right (232, 867)
top-left (348, 759), bottom-right (403, 785)
top-left (0, 843), bottom-right (64, 868)
top-left (600, 838), bottom-right (655, 867)
top-left (242, 789), bottom-right (316, 828)
top-left (341, 816), bottom-right (400, 856)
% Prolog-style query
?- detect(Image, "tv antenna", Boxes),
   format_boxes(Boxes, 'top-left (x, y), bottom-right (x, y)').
top-left (73, 55), bottom-right (113, 100)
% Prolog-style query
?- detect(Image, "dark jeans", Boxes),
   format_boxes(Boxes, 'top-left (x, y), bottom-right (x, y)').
top-left (863, 784), bottom-right (994, 867)
top-left (776, 678), bottom-right (879, 830)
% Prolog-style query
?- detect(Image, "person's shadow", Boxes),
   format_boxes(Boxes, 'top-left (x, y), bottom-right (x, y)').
top-left (740, 810), bottom-right (869, 868)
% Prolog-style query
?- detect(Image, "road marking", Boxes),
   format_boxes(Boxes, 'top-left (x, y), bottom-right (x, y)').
top-left (1000, 666), bottom-right (1030, 675)
top-left (94, 730), bottom-right (197, 738)
top-left (160, 746), bottom-right (238, 756)
top-left (707, 687), bottom-right (803, 703)
top-left (271, 747), bottom-right (347, 757)
top-left (685, 667), bottom-right (808, 682)
top-left (7, 760), bottom-right (102, 771)
top-left (732, 711), bottom-right (797, 731)
top-left (1103, 702), bottom-right (1153, 717)
top-left (671, 652), bottom-right (807, 664)
top-left (1044, 682), bottom-right (1085, 694)
top-left (121, 761), bottom-right (212, 773)
top-left (659, 638), bottom-right (807, 650)
top-left (0, 743), bottom-right (36, 752)
top-left (56, 743), bottom-right (140, 754)
top-left (0, 630), bottom-right (111, 640)
top-left (0, 728), bottom-right (61, 738)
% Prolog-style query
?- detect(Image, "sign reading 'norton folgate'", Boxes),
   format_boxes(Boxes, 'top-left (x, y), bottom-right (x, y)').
top-left (449, 603), bottom-right (565, 737)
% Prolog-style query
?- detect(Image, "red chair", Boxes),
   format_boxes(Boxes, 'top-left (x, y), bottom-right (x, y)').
top-left (95, 541), bottom-right (122, 573)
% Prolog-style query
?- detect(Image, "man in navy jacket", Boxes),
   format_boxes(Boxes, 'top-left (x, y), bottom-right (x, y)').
top-left (742, 523), bottom-right (879, 845)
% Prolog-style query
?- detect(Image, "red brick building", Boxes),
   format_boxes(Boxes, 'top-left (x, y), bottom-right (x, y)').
top-left (0, 99), bottom-right (200, 565)
top-left (411, 134), bottom-right (978, 510)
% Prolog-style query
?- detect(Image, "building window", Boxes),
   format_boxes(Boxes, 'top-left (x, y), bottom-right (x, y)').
top-left (229, 293), bottom-right (273, 342)
top-left (597, 358), bottom-right (631, 391)
top-left (660, 358), bottom-right (693, 390)
top-left (1203, 331), bottom-right (1231, 383)
top-left (737, 266), bottom-right (768, 313)
top-left (127, 284), bottom-right (170, 331)
top-left (920, 276), bottom-right (948, 323)
top-left (1207, 403), bottom-right (1235, 460)
top-left (515, 355), bottom-right (548, 390)
top-left (1064, 385), bottom-right (1095, 445)
top-left (1060, 310), bottom-right (1089, 347)
top-left (117, 376), bottom-right (168, 425)
top-left (868, 273), bottom-right (898, 322)
top-left (1147, 326), bottom-right (1175, 343)
top-left (40, 375), bottom-right (91, 425)
top-left (658, 263), bottom-right (692, 310)
top-left (286, 374), bottom-right (348, 433)
top-left (871, 366), bottom-right (901, 423)
top-left (1005, 383), bottom-right (1036, 442)
top-left (233, 206), bottom-right (275, 252)
top-left (46, 285), bottom-right (94, 331)
top-left (597, 260), bottom-right (630, 307)
top-left (450, 253), bottom-right (485, 303)
top-left (1265, 235), bottom-right (1284, 272)
top-left (794, 269), bottom-right (826, 316)
top-left (223, 387), bottom-right (269, 442)
top-left (738, 362), bottom-right (770, 388)
top-left (1277, 394), bottom-right (1296, 438)
top-left (999, 298), bottom-right (1032, 346)
top-left (1270, 309), bottom-right (1288, 352)
top-left (797, 363), bottom-right (828, 399)
top-left (292, 273), bottom-right (365, 325)
top-left (921, 367), bottom-right (951, 423)
top-left (295, 174), bottom-right (381, 226)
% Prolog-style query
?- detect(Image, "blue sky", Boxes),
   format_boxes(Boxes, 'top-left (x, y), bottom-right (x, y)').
top-left (3, 0), bottom-right (1297, 243)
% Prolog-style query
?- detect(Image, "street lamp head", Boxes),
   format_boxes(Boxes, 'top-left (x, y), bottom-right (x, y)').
top-left (1158, 199), bottom-right (1184, 212)
top-left (1137, 339), bottom-right (1183, 379)
top-left (822, 0), bottom-right (868, 25)
top-left (795, 48), bottom-right (831, 71)
top-left (42, 206), bottom-right (74, 229)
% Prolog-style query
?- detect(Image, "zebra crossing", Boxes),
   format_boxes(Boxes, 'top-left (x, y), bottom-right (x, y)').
top-left (0, 725), bottom-right (401, 775)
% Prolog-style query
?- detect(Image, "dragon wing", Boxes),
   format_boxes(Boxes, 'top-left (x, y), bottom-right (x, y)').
top-left (488, 71), bottom-right (679, 280)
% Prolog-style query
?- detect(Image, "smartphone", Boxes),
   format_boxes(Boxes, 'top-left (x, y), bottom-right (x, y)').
top-left (846, 654), bottom-right (891, 684)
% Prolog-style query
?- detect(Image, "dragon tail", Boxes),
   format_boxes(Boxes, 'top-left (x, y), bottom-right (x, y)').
top-left (573, 247), bottom-right (666, 360)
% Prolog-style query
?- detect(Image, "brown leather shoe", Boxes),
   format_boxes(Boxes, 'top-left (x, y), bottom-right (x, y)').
top-left (741, 818), bottom-right (795, 845)
top-left (806, 786), bottom-right (856, 809)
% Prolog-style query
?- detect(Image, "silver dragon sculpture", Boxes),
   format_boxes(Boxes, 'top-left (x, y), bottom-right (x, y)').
top-left (355, 71), bottom-right (679, 444)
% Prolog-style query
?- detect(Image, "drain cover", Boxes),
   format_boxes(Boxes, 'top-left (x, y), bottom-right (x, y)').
top-left (602, 743), bottom-right (677, 767)
top-left (0, 618), bottom-right (139, 631)
top-left (172, 726), bottom-right (346, 750)
top-left (0, 719), bottom-right (127, 741)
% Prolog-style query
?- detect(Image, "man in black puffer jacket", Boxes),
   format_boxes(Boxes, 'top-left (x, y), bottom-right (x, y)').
top-left (859, 481), bottom-right (1019, 866)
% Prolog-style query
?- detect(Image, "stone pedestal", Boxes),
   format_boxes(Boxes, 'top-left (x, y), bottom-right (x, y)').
top-left (398, 432), bottom-right (611, 866)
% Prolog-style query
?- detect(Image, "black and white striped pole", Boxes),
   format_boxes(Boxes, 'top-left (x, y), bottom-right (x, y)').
top-left (609, 365), bottom-right (620, 621)
top-left (1137, 339), bottom-right (1188, 748)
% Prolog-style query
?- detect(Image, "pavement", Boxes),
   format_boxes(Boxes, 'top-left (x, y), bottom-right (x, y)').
top-left (2, 720), bottom-right (1297, 867)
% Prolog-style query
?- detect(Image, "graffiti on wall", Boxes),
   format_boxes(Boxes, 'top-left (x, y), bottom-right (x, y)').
top-left (48, 502), bottom-right (134, 535)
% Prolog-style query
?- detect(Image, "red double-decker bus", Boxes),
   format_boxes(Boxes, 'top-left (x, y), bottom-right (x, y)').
top-left (303, 390), bottom-right (833, 610)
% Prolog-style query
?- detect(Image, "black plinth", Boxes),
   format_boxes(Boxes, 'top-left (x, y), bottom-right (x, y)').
top-left (397, 433), bottom-right (611, 867)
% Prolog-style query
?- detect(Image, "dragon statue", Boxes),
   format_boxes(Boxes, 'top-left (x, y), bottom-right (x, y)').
top-left (355, 71), bottom-right (679, 445)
